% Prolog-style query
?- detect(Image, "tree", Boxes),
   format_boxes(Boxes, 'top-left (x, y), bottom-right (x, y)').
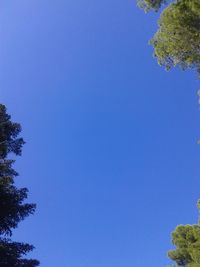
top-left (138, 0), bottom-right (200, 75)
top-left (0, 104), bottom-right (39, 267)
top-left (137, 0), bottom-right (166, 12)
top-left (168, 201), bottom-right (200, 267)
top-left (151, 0), bottom-right (200, 74)
top-left (0, 239), bottom-right (39, 267)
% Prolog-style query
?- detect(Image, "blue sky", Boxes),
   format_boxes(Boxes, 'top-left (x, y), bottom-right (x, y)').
top-left (1, 0), bottom-right (200, 266)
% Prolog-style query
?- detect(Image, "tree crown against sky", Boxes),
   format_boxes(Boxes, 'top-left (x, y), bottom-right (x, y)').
top-left (168, 201), bottom-right (200, 267)
top-left (138, 0), bottom-right (200, 75)
top-left (138, 0), bottom-right (166, 12)
top-left (0, 104), bottom-right (39, 267)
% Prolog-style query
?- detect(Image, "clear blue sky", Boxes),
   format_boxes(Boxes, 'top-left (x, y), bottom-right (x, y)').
top-left (1, 1), bottom-right (200, 266)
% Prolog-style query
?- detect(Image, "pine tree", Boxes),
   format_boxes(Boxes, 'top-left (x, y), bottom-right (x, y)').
top-left (168, 201), bottom-right (200, 267)
top-left (0, 104), bottom-right (39, 267)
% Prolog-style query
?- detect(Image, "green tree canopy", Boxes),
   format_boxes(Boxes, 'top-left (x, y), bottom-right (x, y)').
top-left (137, 0), bottom-right (166, 12)
top-left (168, 201), bottom-right (200, 267)
top-left (168, 225), bottom-right (200, 266)
top-left (138, 0), bottom-right (200, 75)
top-left (151, 0), bottom-right (200, 73)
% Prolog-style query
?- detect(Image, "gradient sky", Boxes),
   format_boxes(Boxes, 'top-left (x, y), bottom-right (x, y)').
top-left (1, 1), bottom-right (200, 266)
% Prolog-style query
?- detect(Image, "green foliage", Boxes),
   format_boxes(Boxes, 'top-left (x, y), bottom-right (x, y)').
top-left (151, 0), bottom-right (200, 74)
top-left (138, 0), bottom-right (200, 75)
top-left (137, 0), bottom-right (166, 12)
top-left (197, 200), bottom-right (200, 211)
top-left (168, 225), bottom-right (200, 266)
top-left (168, 201), bottom-right (200, 267)
top-left (0, 104), bottom-right (39, 267)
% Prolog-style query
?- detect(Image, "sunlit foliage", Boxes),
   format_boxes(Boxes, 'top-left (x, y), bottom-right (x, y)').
top-left (138, 0), bottom-right (200, 74)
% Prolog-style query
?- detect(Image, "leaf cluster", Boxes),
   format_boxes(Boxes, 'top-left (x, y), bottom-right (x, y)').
top-left (137, 0), bottom-right (166, 12)
top-left (138, 0), bottom-right (200, 75)
top-left (168, 224), bottom-right (200, 266)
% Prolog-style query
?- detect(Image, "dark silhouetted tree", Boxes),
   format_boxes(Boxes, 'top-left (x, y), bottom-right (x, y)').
top-left (0, 104), bottom-right (39, 267)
